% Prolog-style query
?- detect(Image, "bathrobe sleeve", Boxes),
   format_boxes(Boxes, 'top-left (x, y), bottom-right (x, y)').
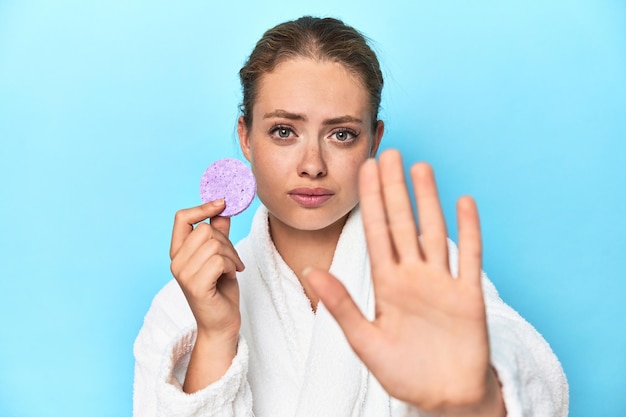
top-left (133, 279), bottom-right (254, 417)
top-left (481, 274), bottom-right (569, 417)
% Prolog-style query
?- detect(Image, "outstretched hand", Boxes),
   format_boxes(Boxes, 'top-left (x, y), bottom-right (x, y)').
top-left (304, 150), bottom-right (505, 416)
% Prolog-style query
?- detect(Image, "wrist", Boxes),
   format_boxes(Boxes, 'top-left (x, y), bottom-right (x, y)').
top-left (193, 330), bottom-right (239, 369)
top-left (442, 367), bottom-right (506, 417)
top-left (182, 331), bottom-right (239, 393)
top-left (196, 327), bottom-right (239, 350)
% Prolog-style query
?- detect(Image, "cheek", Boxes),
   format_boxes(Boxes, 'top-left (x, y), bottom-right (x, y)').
top-left (333, 151), bottom-right (368, 190)
top-left (348, 162), bottom-right (364, 190)
top-left (248, 142), bottom-right (285, 185)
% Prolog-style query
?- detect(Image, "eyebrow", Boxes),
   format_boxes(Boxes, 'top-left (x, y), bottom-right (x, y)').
top-left (263, 109), bottom-right (363, 126)
top-left (322, 115), bottom-right (363, 126)
top-left (263, 109), bottom-right (306, 121)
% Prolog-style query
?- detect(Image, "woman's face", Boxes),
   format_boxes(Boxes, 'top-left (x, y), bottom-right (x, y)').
top-left (238, 57), bottom-right (384, 233)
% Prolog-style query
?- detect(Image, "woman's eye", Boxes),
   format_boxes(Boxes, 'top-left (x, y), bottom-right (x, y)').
top-left (331, 129), bottom-right (357, 142)
top-left (270, 125), bottom-right (295, 139)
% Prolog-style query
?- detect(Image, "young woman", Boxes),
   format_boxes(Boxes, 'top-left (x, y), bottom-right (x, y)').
top-left (134, 16), bottom-right (568, 417)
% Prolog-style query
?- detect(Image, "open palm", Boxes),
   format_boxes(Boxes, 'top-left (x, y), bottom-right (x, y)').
top-left (306, 150), bottom-right (504, 416)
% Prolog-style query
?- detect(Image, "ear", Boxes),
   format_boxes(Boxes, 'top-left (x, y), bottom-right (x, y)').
top-left (369, 120), bottom-right (384, 157)
top-left (238, 116), bottom-right (252, 162)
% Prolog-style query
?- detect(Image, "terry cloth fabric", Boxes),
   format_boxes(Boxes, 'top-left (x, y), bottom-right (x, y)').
top-left (133, 205), bottom-right (569, 417)
top-left (240, 204), bottom-right (384, 417)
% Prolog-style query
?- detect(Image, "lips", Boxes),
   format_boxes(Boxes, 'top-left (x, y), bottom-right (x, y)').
top-left (288, 187), bottom-right (334, 207)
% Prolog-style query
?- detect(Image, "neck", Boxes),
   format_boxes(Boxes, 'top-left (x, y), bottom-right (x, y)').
top-left (268, 212), bottom-right (350, 311)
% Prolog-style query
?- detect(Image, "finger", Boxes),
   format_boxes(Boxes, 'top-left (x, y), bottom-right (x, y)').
top-left (176, 239), bottom-right (240, 286)
top-left (359, 158), bottom-right (394, 270)
top-left (182, 254), bottom-right (239, 303)
top-left (179, 255), bottom-right (239, 296)
top-left (213, 234), bottom-right (245, 273)
top-left (171, 222), bottom-right (244, 276)
top-left (379, 149), bottom-right (421, 262)
top-left (303, 267), bottom-right (379, 356)
top-left (209, 217), bottom-right (245, 272)
top-left (170, 199), bottom-right (226, 259)
top-left (210, 215), bottom-right (231, 239)
top-left (456, 196), bottom-right (482, 286)
top-left (195, 253), bottom-right (240, 289)
top-left (410, 162), bottom-right (449, 269)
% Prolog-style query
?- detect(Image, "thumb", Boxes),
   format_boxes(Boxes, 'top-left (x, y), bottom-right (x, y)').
top-left (210, 215), bottom-right (231, 239)
top-left (303, 267), bottom-right (374, 352)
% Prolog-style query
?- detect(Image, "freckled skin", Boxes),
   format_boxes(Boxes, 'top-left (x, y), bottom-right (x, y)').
top-left (238, 58), bottom-right (383, 237)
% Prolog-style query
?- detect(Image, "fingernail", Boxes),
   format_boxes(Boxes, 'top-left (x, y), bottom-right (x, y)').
top-left (302, 266), bottom-right (313, 277)
top-left (212, 198), bottom-right (225, 206)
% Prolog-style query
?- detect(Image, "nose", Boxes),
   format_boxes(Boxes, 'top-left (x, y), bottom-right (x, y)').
top-left (298, 139), bottom-right (327, 178)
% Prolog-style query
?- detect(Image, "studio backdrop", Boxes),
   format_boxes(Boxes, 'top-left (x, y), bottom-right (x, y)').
top-left (1, 1), bottom-right (625, 416)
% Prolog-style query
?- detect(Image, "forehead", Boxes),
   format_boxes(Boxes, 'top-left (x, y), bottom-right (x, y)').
top-left (253, 58), bottom-right (371, 120)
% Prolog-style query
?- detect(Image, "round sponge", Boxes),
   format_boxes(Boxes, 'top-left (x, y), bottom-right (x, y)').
top-left (199, 158), bottom-right (256, 217)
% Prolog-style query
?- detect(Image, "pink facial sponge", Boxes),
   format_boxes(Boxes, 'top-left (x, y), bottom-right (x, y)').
top-left (199, 158), bottom-right (256, 217)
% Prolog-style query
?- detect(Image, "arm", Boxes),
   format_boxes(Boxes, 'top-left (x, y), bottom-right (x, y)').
top-left (168, 200), bottom-right (243, 393)
top-left (305, 149), bottom-right (567, 416)
top-left (305, 150), bottom-right (504, 416)
top-left (133, 281), bottom-right (254, 417)
top-left (133, 200), bottom-right (255, 416)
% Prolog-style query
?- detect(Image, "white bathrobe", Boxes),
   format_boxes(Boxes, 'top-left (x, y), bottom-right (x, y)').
top-left (133, 205), bottom-right (569, 417)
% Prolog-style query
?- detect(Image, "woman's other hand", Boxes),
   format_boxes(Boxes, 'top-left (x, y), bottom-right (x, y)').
top-left (304, 149), bottom-right (505, 417)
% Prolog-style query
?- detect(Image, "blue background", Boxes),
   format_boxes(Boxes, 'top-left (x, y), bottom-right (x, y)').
top-left (1, 1), bottom-right (624, 416)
